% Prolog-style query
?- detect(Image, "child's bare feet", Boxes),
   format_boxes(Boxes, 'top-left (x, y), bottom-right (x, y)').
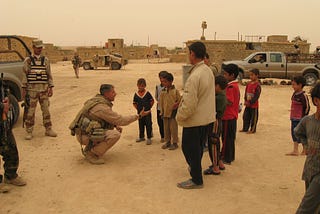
top-left (218, 160), bottom-right (225, 170)
top-left (247, 131), bottom-right (254, 134)
top-left (212, 166), bottom-right (221, 175)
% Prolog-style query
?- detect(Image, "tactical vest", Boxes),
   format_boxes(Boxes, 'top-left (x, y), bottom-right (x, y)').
top-left (69, 94), bottom-right (114, 137)
top-left (72, 56), bottom-right (81, 65)
top-left (27, 56), bottom-right (49, 84)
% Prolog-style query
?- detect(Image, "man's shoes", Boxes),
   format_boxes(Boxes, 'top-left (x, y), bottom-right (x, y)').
top-left (168, 143), bottom-right (178, 150)
top-left (146, 138), bottom-right (152, 145)
top-left (84, 151), bottom-right (105, 165)
top-left (222, 160), bottom-right (231, 165)
top-left (45, 129), bottom-right (57, 137)
top-left (161, 142), bottom-right (171, 149)
top-left (4, 176), bottom-right (27, 186)
top-left (136, 138), bottom-right (145, 142)
top-left (177, 179), bottom-right (203, 189)
top-left (0, 183), bottom-right (10, 193)
top-left (25, 132), bottom-right (33, 140)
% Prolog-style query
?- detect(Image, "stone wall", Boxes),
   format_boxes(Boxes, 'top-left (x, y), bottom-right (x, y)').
top-left (0, 35), bottom-right (35, 61)
top-left (186, 37), bottom-right (311, 70)
top-left (169, 53), bottom-right (187, 63)
top-left (1, 35), bottom-right (311, 65)
top-left (75, 47), bottom-right (106, 61)
top-left (267, 35), bottom-right (288, 42)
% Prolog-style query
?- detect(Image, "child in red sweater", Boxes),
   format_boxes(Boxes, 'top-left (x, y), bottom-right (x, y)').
top-left (240, 68), bottom-right (261, 134)
top-left (221, 64), bottom-right (240, 164)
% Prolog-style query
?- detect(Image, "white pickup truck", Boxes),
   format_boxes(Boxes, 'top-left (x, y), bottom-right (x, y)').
top-left (222, 52), bottom-right (320, 85)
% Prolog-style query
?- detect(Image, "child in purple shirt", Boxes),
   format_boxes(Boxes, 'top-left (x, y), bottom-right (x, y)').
top-left (286, 76), bottom-right (310, 156)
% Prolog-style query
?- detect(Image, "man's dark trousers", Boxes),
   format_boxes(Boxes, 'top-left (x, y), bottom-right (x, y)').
top-left (181, 124), bottom-right (209, 185)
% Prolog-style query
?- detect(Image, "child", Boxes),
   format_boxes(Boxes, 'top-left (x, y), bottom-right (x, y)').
top-left (133, 78), bottom-right (154, 145)
top-left (221, 64), bottom-right (240, 164)
top-left (286, 76), bottom-right (310, 156)
top-left (159, 72), bottom-right (181, 150)
top-left (295, 82), bottom-right (320, 213)
top-left (240, 68), bottom-right (261, 134)
top-left (155, 71), bottom-right (168, 143)
top-left (204, 75), bottom-right (228, 175)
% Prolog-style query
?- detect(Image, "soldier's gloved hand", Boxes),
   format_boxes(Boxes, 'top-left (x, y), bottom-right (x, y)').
top-left (48, 87), bottom-right (53, 97)
top-left (2, 97), bottom-right (9, 114)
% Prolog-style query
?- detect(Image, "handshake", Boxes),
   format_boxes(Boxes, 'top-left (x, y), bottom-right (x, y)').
top-left (138, 107), bottom-right (151, 118)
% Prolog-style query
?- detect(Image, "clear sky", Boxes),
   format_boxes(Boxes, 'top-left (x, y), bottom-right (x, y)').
top-left (1, 0), bottom-right (319, 50)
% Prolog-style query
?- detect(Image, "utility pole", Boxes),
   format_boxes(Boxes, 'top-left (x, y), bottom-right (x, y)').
top-left (201, 21), bottom-right (207, 40)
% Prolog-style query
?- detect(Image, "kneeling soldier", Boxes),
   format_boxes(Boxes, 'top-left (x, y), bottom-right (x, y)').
top-left (69, 84), bottom-right (149, 164)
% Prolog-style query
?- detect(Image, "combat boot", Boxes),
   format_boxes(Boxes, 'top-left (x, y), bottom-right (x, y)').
top-left (84, 151), bottom-right (105, 165)
top-left (4, 176), bottom-right (27, 186)
top-left (45, 129), bottom-right (57, 137)
top-left (0, 183), bottom-right (10, 193)
top-left (25, 132), bottom-right (33, 140)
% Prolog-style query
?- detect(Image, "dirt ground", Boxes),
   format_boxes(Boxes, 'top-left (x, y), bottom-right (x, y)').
top-left (0, 61), bottom-right (313, 214)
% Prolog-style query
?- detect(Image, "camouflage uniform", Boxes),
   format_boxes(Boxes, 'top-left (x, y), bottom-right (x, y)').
top-left (93, 54), bottom-right (99, 69)
top-left (0, 127), bottom-right (19, 182)
top-left (0, 96), bottom-right (19, 182)
top-left (0, 85), bottom-right (26, 191)
top-left (22, 40), bottom-right (56, 138)
top-left (71, 54), bottom-right (82, 78)
top-left (69, 93), bottom-right (139, 164)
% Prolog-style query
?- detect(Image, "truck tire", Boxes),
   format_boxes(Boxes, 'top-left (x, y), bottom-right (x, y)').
top-left (83, 62), bottom-right (92, 70)
top-left (8, 94), bottom-right (19, 125)
top-left (304, 73), bottom-right (318, 86)
top-left (111, 62), bottom-right (121, 70)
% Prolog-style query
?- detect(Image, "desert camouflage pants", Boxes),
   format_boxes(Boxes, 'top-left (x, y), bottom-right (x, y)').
top-left (25, 90), bottom-right (52, 132)
top-left (73, 65), bottom-right (79, 78)
top-left (0, 129), bottom-right (19, 181)
top-left (76, 129), bottom-right (121, 157)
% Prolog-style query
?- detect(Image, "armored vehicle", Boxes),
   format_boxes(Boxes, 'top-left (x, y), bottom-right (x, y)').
top-left (82, 53), bottom-right (128, 70)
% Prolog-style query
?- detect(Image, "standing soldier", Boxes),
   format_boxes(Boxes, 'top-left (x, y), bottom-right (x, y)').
top-left (71, 52), bottom-right (82, 78)
top-left (0, 78), bottom-right (26, 193)
top-left (93, 54), bottom-right (99, 69)
top-left (22, 39), bottom-right (57, 140)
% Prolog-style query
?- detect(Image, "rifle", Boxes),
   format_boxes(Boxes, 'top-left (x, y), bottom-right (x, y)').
top-left (0, 73), bottom-right (8, 142)
top-left (21, 91), bottom-right (30, 128)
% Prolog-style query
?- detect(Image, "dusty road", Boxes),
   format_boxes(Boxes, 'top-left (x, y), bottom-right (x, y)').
top-left (0, 61), bottom-right (311, 214)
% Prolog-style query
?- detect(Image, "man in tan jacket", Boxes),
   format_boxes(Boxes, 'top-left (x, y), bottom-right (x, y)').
top-left (69, 84), bottom-right (149, 164)
top-left (176, 42), bottom-right (215, 189)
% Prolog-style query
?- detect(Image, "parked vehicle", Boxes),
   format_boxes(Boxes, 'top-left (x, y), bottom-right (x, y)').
top-left (82, 53), bottom-right (128, 70)
top-left (0, 35), bottom-right (31, 124)
top-left (222, 51), bottom-right (320, 85)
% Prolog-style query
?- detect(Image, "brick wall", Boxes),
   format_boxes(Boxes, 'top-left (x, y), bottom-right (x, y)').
top-left (186, 38), bottom-right (311, 70)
